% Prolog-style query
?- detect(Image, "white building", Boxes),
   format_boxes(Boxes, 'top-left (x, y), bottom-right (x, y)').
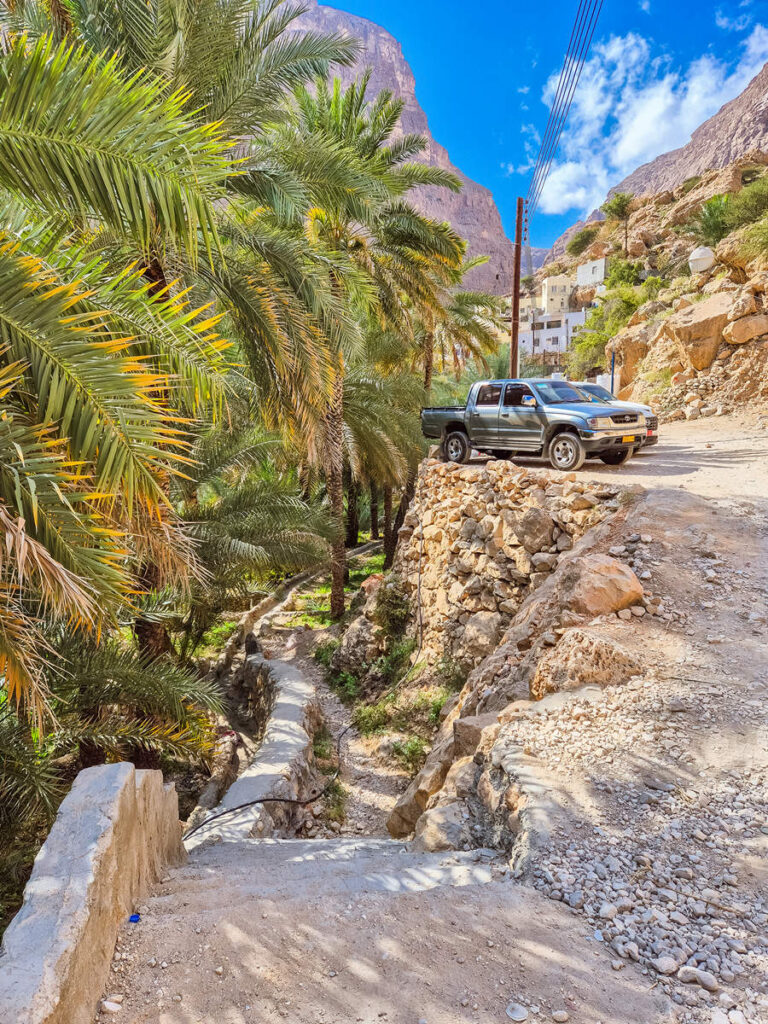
top-left (576, 257), bottom-right (608, 288)
top-left (540, 274), bottom-right (573, 315)
top-left (518, 310), bottom-right (587, 360)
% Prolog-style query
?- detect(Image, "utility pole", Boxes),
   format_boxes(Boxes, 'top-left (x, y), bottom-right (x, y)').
top-left (509, 196), bottom-right (524, 378)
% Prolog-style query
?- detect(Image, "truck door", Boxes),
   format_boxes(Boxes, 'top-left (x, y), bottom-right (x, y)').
top-left (467, 383), bottom-right (502, 444)
top-left (498, 382), bottom-right (545, 450)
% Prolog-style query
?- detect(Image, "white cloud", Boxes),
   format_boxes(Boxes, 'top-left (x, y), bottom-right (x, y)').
top-left (639, 0), bottom-right (651, 12)
top-left (532, 25), bottom-right (768, 216)
top-left (716, 9), bottom-right (753, 31)
top-left (517, 85), bottom-right (530, 94)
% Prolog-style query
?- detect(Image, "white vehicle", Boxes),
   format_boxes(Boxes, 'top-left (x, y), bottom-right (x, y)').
top-left (573, 381), bottom-right (659, 448)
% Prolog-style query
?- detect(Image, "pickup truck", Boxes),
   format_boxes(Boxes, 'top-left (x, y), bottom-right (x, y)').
top-left (421, 378), bottom-right (647, 472)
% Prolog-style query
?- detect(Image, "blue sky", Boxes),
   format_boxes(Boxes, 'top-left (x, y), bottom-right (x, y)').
top-left (328, 0), bottom-right (768, 247)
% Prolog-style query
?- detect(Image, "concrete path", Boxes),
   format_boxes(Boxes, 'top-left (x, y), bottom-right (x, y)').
top-left (97, 837), bottom-right (672, 1024)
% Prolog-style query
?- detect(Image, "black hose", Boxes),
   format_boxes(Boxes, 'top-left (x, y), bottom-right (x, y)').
top-left (183, 725), bottom-right (351, 842)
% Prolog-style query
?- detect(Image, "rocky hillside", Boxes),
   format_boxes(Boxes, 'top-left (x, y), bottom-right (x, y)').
top-left (294, 2), bottom-right (547, 291)
top-left (614, 63), bottom-right (768, 198)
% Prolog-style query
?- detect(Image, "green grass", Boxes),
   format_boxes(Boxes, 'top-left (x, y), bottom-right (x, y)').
top-left (680, 175), bottom-right (702, 195)
top-left (352, 695), bottom-right (396, 735)
top-left (198, 619), bottom-right (239, 654)
top-left (330, 671), bottom-right (359, 703)
top-left (324, 778), bottom-right (348, 823)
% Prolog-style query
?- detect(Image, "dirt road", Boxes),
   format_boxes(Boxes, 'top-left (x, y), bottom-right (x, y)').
top-left (517, 415), bottom-right (768, 506)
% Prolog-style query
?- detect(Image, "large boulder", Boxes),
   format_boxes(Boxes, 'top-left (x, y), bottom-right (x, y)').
top-left (463, 611), bottom-right (504, 657)
top-left (531, 628), bottom-right (641, 699)
top-left (516, 507), bottom-right (556, 553)
top-left (386, 733), bottom-right (454, 837)
top-left (559, 553), bottom-right (644, 618)
top-left (722, 312), bottom-right (768, 346)
top-left (329, 614), bottom-right (383, 680)
top-left (412, 801), bottom-right (470, 852)
top-left (605, 323), bottom-right (654, 390)
top-left (655, 291), bottom-right (732, 371)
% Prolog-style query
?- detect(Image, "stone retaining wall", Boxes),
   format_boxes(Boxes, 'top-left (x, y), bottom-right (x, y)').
top-left (0, 764), bottom-right (184, 1024)
top-left (394, 459), bottom-right (620, 665)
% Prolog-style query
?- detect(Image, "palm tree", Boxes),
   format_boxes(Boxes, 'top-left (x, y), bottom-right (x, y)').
top-left (0, 34), bottom-right (235, 714)
top-left (276, 72), bottom-right (464, 617)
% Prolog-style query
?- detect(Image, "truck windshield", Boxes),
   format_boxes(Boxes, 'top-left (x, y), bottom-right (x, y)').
top-left (534, 381), bottom-right (586, 404)
top-left (579, 384), bottom-right (614, 402)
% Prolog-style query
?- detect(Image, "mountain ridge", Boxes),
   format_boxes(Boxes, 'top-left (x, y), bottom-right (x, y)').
top-left (294, 1), bottom-right (547, 292)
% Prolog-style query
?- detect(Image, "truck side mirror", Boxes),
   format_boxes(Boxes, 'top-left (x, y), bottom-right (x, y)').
top-left (521, 395), bottom-right (537, 408)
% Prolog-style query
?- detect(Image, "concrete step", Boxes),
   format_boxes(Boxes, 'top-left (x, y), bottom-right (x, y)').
top-left (154, 842), bottom-right (499, 908)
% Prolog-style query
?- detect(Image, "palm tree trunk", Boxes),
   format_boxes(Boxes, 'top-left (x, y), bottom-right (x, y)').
top-left (370, 483), bottom-right (379, 540)
top-left (423, 332), bottom-right (435, 396)
top-left (325, 365), bottom-right (346, 620)
top-left (385, 472), bottom-right (416, 568)
top-left (345, 475), bottom-right (360, 548)
top-left (383, 486), bottom-right (393, 553)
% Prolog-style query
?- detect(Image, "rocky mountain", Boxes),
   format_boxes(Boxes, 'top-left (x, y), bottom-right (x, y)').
top-left (294, 2), bottom-right (547, 291)
top-left (545, 61), bottom-right (768, 262)
top-left (614, 63), bottom-right (768, 198)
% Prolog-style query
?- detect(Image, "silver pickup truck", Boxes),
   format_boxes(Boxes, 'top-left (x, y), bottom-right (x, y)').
top-left (421, 378), bottom-right (647, 471)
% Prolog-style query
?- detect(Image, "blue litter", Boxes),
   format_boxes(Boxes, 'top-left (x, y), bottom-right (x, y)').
top-left (129, 913), bottom-right (141, 923)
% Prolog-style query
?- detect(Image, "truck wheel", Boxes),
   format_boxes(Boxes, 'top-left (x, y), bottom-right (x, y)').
top-left (600, 448), bottom-right (633, 466)
top-left (444, 431), bottom-right (471, 464)
top-left (549, 433), bottom-right (586, 472)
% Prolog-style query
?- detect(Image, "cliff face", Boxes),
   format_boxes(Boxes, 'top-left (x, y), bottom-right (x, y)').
top-left (294, 2), bottom-right (546, 291)
top-left (614, 63), bottom-right (768, 198)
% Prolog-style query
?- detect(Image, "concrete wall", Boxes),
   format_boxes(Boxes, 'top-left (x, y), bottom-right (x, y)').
top-left (0, 764), bottom-right (185, 1024)
top-left (186, 653), bottom-right (320, 850)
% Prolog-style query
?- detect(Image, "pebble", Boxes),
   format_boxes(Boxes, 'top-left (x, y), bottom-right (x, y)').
top-left (100, 1002), bottom-right (123, 1015)
top-left (677, 965), bottom-right (719, 991)
top-left (651, 956), bottom-right (678, 976)
top-left (214, 966), bottom-right (224, 976)
top-left (506, 1003), bottom-right (528, 1021)
top-left (552, 1013), bottom-right (569, 1023)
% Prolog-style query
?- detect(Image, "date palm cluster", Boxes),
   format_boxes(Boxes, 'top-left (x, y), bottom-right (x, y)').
top-left (0, 0), bottom-right (503, 894)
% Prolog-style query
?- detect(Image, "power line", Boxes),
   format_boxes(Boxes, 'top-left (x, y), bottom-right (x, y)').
top-left (525, 0), bottom-right (604, 223)
top-left (526, 0), bottom-right (594, 211)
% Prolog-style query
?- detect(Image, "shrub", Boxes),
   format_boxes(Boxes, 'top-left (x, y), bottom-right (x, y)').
top-left (606, 259), bottom-right (642, 288)
top-left (314, 638), bottom-right (340, 670)
top-left (566, 225), bottom-right (600, 257)
top-left (373, 576), bottom-right (411, 638)
top-left (689, 194), bottom-right (731, 246)
top-left (679, 175), bottom-right (702, 195)
top-left (330, 671), bottom-right (359, 703)
top-left (725, 175), bottom-right (768, 230)
top-left (435, 655), bottom-right (468, 693)
top-left (375, 637), bottom-right (417, 686)
top-left (565, 285), bottom-right (644, 379)
top-left (391, 737), bottom-right (427, 773)
top-left (352, 699), bottom-right (392, 735)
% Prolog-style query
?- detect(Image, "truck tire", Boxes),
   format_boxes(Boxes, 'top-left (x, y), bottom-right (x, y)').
top-left (600, 448), bottom-right (633, 466)
top-left (443, 430), bottom-right (471, 464)
top-left (549, 432), bottom-right (586, 472)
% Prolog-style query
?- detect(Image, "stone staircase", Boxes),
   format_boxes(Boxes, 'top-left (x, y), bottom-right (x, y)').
top-left (100, 833), bottom-right (669, 1024)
